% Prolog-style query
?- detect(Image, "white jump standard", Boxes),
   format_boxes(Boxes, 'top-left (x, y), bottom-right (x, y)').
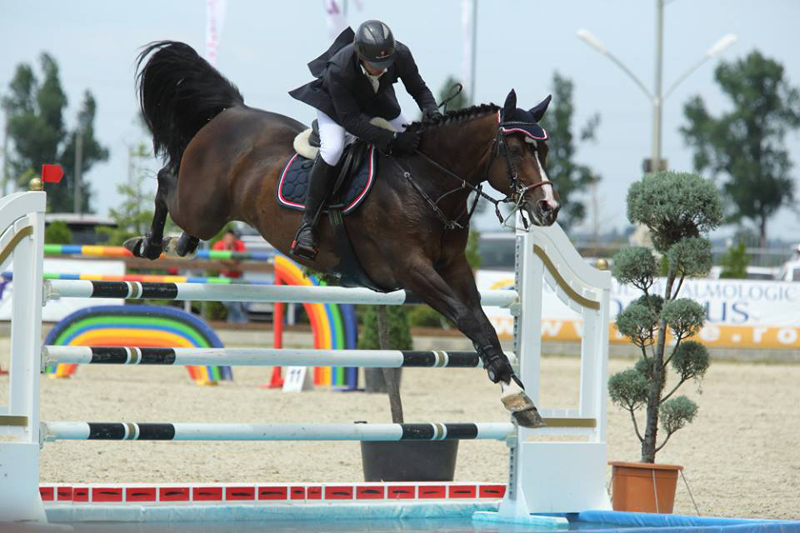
top-left (0, 190), bottom-right (612, 524)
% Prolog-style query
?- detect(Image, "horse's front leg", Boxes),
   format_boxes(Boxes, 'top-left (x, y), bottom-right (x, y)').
top-left (393, 255), bottom-right (544, 428)
top-left (436, 254), bottom-right (545, 428)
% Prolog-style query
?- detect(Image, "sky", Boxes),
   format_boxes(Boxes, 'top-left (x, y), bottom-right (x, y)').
top-left (2, 0), bottom-right (799, 242)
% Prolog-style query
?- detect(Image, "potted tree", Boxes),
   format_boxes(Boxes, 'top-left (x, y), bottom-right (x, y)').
top-left (358, 305), bottom-right (459, 481)
top-left (608, 171), bottom-right (722, 513)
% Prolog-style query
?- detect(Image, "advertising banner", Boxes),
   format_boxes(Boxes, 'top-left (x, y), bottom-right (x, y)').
top-left (476, 270), bottom-right (800, 350)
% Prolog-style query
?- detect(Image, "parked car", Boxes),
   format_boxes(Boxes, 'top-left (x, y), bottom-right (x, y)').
top-left (477, 232), bottom-right (516, 271)
top-left (776, 246), bottom-right (800, 281)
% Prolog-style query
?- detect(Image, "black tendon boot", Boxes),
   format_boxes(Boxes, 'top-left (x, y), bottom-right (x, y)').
top-left (290, 155), bottom-right (338, 260)
top-left (475, 343), bottom-right (546, 429)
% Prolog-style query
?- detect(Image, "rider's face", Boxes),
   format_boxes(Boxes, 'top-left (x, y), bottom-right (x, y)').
top-left (361, 60), bottom-right (385, 76)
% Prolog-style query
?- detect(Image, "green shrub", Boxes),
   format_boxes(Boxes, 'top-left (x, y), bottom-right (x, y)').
top-left (45, 221), bottom-right (72, 244)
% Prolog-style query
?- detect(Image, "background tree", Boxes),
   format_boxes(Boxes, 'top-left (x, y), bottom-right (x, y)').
top-left (98, 143), bottom-right (162, 244)
top-left (719, 241), bottom-right (749, 279)
top-left (2, 52), bottom-right (108, 212)
top-left (44, 221), bottom-right (72, 244)
top-left (682, 50), bottom-right (800, 248)
top-left (538, 72), bottom-right (602, 230)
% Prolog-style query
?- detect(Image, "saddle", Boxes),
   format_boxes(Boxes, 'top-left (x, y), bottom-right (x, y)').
top-left (278, 117), bottom-right (395, 215)
top-left (278, 121), bottom-right (377, 215)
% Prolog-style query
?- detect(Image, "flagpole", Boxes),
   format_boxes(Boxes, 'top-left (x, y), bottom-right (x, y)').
top-left (469, 0), bottom-right (477, 105)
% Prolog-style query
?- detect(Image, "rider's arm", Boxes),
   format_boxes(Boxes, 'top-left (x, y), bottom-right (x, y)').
top-left (328, 71), bottom-right (395, 151)
top-left (396, 46), bottom-right (438, 114)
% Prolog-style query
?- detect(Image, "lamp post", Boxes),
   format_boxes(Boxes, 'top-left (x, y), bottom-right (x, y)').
top-left (577, 0), bottom-right (737, 173)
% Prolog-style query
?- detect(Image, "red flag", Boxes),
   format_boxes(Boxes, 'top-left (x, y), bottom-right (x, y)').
top-left (41, 164), bottom-right (64, 183)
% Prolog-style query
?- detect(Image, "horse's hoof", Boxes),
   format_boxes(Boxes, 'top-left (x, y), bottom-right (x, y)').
top-left (500, 380), bottom-right (546, 428)
top-left (123, 237), bottom-right (145, 257)
top-left (513, 408), bottom-right (547, 429)
top-left (175, 234), bottom-right (199, 258)
top-left (124, 236), bottom-right (162, 260)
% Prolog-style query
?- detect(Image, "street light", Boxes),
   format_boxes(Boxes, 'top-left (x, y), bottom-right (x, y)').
top-left (577, 7), bottom-right (737, 173)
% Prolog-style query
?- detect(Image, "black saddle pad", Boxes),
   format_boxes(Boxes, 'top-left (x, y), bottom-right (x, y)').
top-left (277, 146), bottom-right (377, 215)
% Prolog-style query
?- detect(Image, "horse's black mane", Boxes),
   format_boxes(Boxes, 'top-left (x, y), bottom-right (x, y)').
top-left (407, 103), bottom-right (499, 133)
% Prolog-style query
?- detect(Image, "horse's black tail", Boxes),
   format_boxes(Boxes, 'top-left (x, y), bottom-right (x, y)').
top-left (136, 41), bottom-right (245, 174)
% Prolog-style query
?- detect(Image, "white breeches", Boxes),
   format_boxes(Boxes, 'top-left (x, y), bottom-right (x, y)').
top-left (316, 110), bottom-right (409, 165)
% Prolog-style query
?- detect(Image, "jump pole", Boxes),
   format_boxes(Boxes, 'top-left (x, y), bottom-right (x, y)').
top-left (42, 346), bottom-right (517, 368)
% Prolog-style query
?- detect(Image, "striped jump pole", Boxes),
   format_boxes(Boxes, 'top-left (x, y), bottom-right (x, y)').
top-left (42, 422), bottom-right (515, 442)
top-left (43, 244), bottom-right (276, 262)
top-left (42, 346), bottom-right (517, 369)
top-left (44, 280), bottom-right (518, 307)
top-left (2, 271), bottom-right (275, 285)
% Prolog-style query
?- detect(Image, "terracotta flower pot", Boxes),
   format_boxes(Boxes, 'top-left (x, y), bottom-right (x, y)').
top-left (609, 461), bottom-right (683, 513)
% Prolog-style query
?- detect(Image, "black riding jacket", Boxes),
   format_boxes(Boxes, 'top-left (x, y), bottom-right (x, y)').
top-left (289, 28), bottom-right (438, 151)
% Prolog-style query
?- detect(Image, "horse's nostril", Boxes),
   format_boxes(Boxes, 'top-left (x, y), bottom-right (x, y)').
top-left (538, 200), bottom-right (552, 213)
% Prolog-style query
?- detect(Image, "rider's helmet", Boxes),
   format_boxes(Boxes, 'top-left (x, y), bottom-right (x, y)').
top-left (354, 20), bottom-right (396, 70)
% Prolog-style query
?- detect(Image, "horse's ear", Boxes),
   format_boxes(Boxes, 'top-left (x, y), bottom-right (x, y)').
top-left (529, 94), bottom-right (552, 122)
top-left (503, 89), bottom-right (517, 118)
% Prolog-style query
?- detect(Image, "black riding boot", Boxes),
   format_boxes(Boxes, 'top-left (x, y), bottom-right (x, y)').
top-left (290, 155), bottom-right (337, 260)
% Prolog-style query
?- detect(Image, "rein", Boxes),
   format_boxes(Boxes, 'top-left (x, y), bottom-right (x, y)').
top-left (388, 128), bottom-right (555, 231)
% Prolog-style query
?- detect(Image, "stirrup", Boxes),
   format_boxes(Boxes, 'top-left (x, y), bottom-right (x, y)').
top-left (290, 240), bottom-right (318, 261)
top-left (290, 224), bottom-right (319, 260)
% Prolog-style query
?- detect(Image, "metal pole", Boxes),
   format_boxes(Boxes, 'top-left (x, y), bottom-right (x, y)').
top-left (2, 107), bottom-right (8, 196)
top-left (73, 130), bottom-right (83, 213)
top-left (469, 0), bottom-right (478, 105)
top-left (652, 0), bottom-right (664, 171)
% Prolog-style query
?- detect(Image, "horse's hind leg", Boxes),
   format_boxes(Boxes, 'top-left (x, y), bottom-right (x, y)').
top-left (124, 167), bottom-right (173, 260)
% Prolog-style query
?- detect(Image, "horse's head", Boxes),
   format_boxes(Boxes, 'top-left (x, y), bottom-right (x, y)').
top-left (486, 89), bottom-right (561, 227)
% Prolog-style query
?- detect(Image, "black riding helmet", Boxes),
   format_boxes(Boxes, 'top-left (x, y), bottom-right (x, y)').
top-left (353, 20), bottom-right (396, 70)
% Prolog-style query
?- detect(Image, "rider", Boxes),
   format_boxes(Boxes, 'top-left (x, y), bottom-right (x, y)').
top-left (288, 20), bottom-right (442, 260)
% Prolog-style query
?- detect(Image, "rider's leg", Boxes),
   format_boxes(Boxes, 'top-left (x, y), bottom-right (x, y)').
top-left (317, 111), bottom-right (346, 166)
top-left (387, 113), bottom-right (410, 132)
top-left (290, 111), bottom-right (345, 260)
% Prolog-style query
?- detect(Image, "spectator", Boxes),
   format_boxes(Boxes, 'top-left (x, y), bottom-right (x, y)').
top-left (212, 228), bottom-right (248, 323)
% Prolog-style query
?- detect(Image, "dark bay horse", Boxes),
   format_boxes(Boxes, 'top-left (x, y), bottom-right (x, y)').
top-left (129, 41), bottom-right (560, 427)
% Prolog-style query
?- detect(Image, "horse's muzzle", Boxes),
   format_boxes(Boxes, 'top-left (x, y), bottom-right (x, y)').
top-left (527, 198), bottom-right (560, 227)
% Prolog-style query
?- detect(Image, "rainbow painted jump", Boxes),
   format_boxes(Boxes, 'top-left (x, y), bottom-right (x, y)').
top-left (0, 190), bottom-right (612, 524)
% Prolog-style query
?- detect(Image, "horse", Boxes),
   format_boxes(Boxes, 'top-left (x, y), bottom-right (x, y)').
top-left (128, 41), bottom-right (561, 427)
